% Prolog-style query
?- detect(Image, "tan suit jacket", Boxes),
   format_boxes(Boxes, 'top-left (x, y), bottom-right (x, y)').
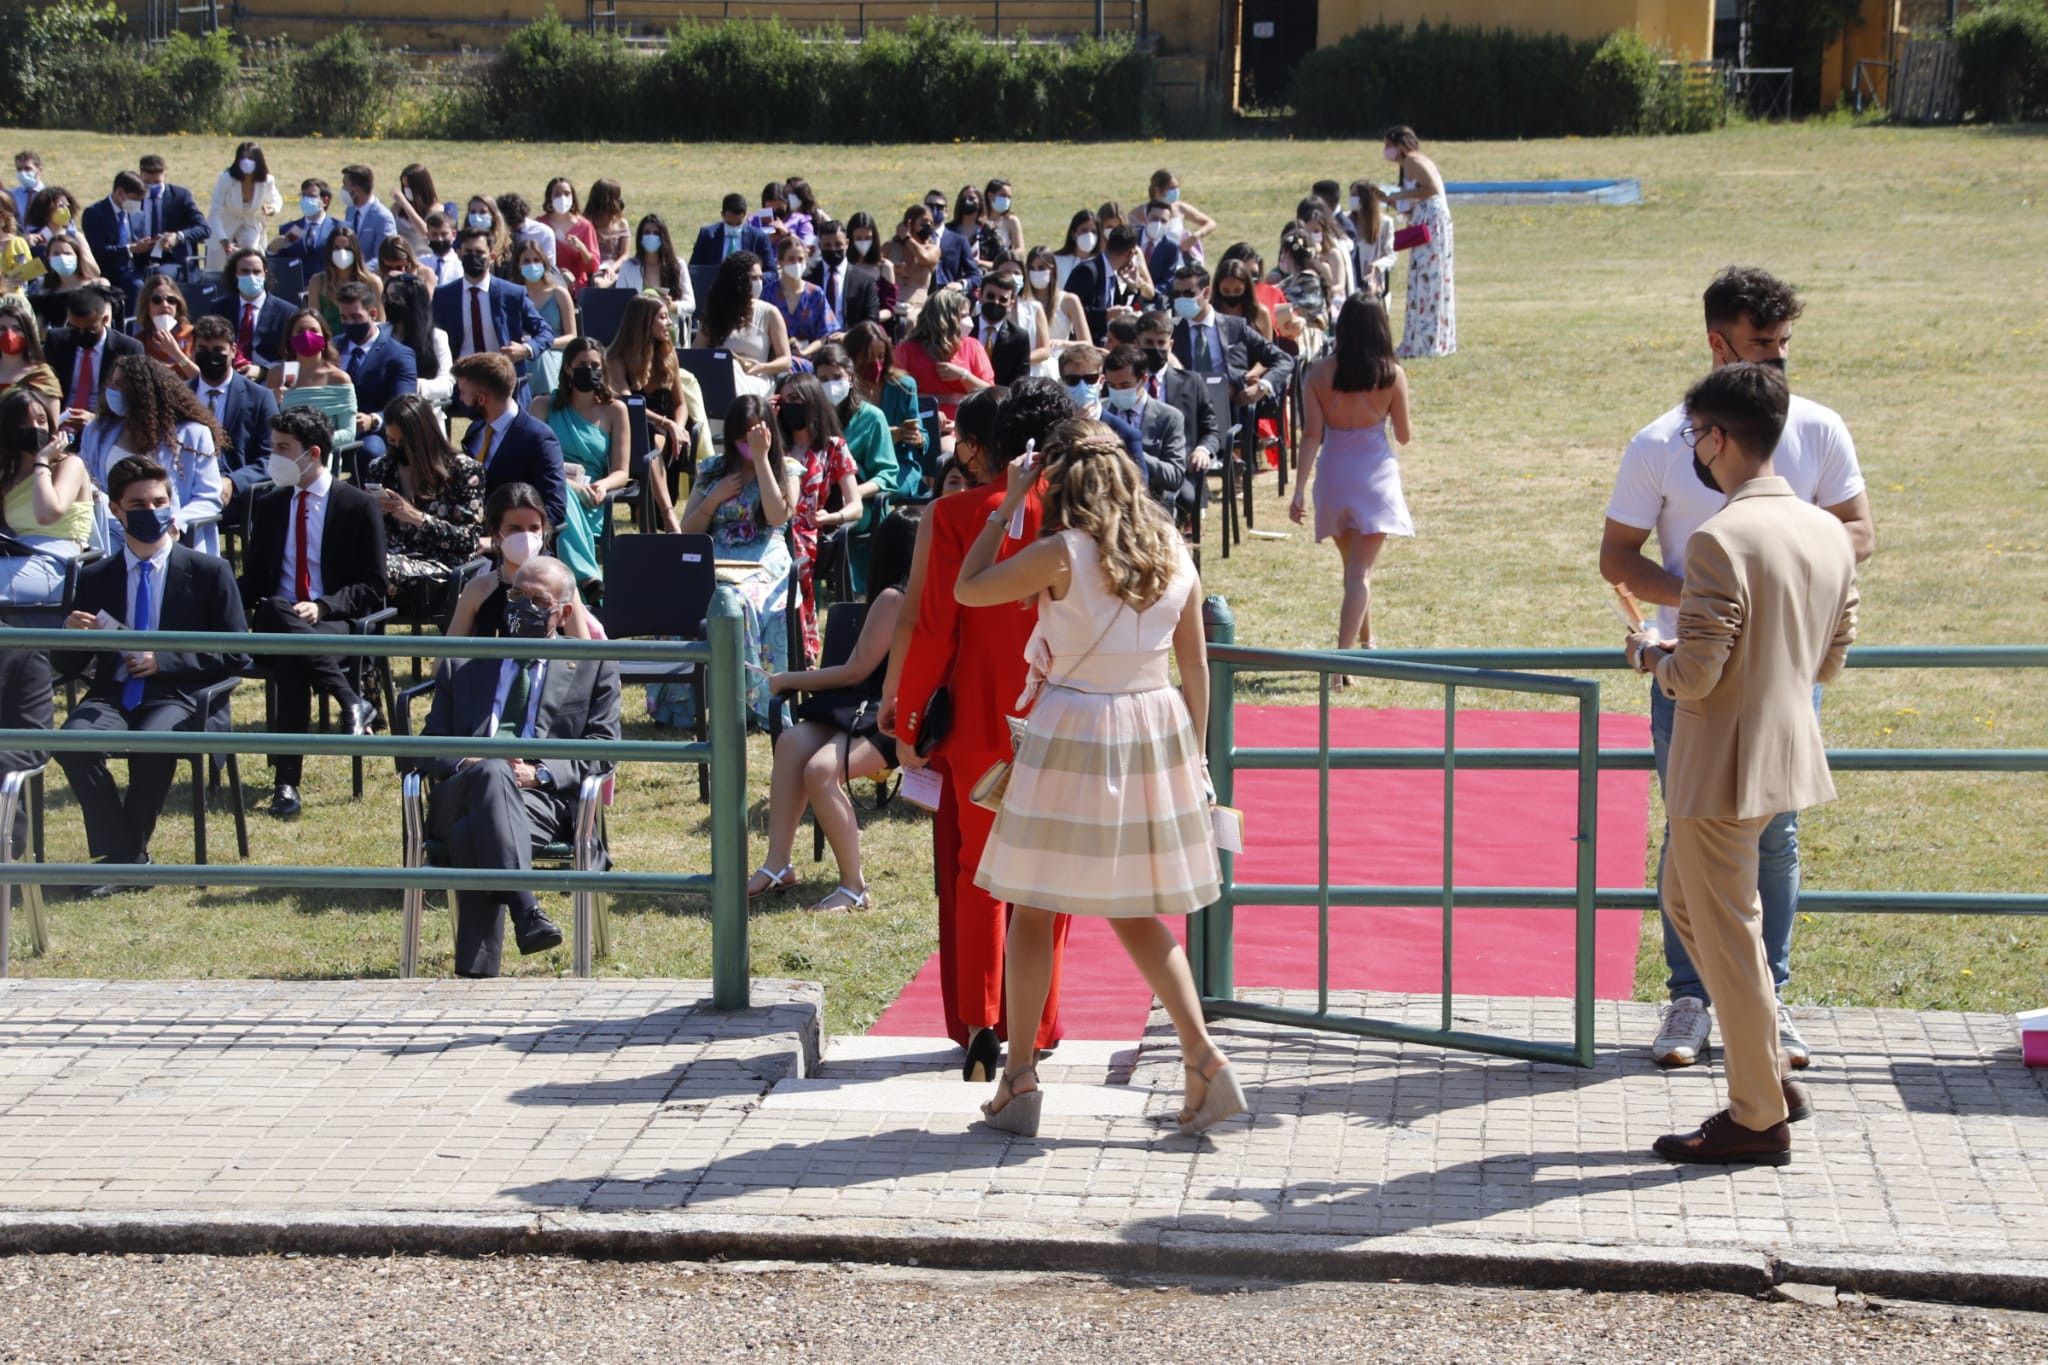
top-left (1652, 476), bottom-right (1859, 821)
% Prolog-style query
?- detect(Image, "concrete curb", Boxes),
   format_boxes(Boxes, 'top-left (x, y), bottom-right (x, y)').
top-left (2, 1209), bottom-right (2042, 1311)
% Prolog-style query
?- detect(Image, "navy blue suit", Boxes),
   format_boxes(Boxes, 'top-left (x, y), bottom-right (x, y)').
top-left (190, 371), bottom-right (279, 495)
top-left (269, 215), bottom-right (339, 279)
top-left (339, 324), bottom-right (419, 419)
top-left (208, 291), bottom-right (296, 370)
top-left (690, 220), bottom-right (774, 267)
top-left (465, 409), bottom-right (568, 529)
top-left (433, 276), bottom-right (553, 386)
top-left (933, 227), bottom-right (982, 296)
top-left (1144, 237), bottom-right (1184, 294)
top-left (138, 182), bottom-right (211, 273)
top-left (81, 196), bottom-right (143, 295)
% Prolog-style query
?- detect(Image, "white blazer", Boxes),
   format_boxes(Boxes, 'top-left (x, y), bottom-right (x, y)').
top-left (207, 172), bottom-right (283, 271)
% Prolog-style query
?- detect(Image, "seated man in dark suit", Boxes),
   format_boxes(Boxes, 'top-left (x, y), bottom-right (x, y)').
top-left (189, 314), bottom-right (278, 499)
top-left (432, 226), bottom-right (552, 404)
top-left (240, 408), bottom-right (388, 819)
top-left (806, 219), bottom-right (877, 336)
top-left (1055, 344), bottom-right (1152, 480)
top-left (331, 281), bottom-right (417, 460)
top-left (136, 154), bottom-right (211, 278)
top-left (404, 555), bottom-right (620, 977)
top-left (1136, 309), bottom-right (1221, 528)
top-left (451, 352), bottom-right (568, 529)
top-left (81, 170), bottom-right (148, 298)
top-left (208, 248), bottom-right (296, 378)
top-left (46, 286), bottom-right (142, 423)
top-left (1169, 262), bottom-right (1294, 409)
top-left (971, 273), bottom-right (1032, 387)
top-left (54, 455), bottom-right (248, 893)
top-left (1103, 343), bottom-right (1187, 510)
top-left (1064, 224), bottom-right (1156, 345)
top-left (690, 193), bottom-right (774, 268)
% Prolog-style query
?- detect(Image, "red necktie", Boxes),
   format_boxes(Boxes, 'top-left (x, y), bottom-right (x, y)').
top-left (238, 302), bottom-right (255, 361)
top-left (293, 491), bottom-right (312, 603)
top-left (74, 344), bottom-right (93, 409)
top-left (1148, 374), bottom-right (1161, 400)
top-left (469, 287), bottom-right (486, 357)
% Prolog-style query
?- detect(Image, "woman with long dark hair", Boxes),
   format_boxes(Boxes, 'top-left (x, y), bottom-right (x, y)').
top-left (534, 335), bottom-right (629, 589)
top-left (365, 392), bottom-right (484, 605)
top-left (1052, 208), bottom-right (1101, 292)
top-left (381, 273), bottom-right (453, 405)
top-left (842, 210), bottom-right (898, 332)
top-left (448, 481), bottom-right (597, 640)
top-left (694, 250), bottom-right (790, 397)
top-left (1383, 124), bottom-right (1456, 357)
top-left (1288, 294), bottom-right (1414, 660)
top-left (207, 141), bottom-right (282, 271)
top-left (76, 353), bottom-right (225, 555)
top-left (775, 370), bottom-right (862, 659)
top-left (305, 225), bottom-right (384, 332)
top-left (389, 162), bottom-right (445, 255)
top-left (612, 212), bottom-right (693, 324)
top-left (133, 271), bottom-right (198, 383)
top-left (0, 386), bottom-right (95, 605)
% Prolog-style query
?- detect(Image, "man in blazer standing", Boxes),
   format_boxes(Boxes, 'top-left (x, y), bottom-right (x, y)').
top-left (404, 556), bottom-right (618, 976)
top-left (691, 194), bottom-right (775, 267)
top-left (882, 380), bottom-right (1074, 1077)
top-left (241, 408), bottom-right (388, 819)
top-left (433, 225), bottom-right (553, 400)
top-left (450, 352), bottom-right (568, 529)
top-left (55, 455), bottom-right (249, 893)
top-left (1629, 363), bottom-right (1858, 1167)
top-left (189, 314), bottom-right (278, 498)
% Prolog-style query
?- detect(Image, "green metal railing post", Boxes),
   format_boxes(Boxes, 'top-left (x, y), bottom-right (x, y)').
top-left (707, 585), bottom-right (749, 1011)
top-left (1201, 595), bottom-right (1236, 1003)
top-left (1573, 685), bottom-right (1600, 1068)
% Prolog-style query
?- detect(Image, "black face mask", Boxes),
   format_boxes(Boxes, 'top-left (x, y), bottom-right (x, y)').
top-left (341, 320), bottom-right (375, 346)
top-left (776, 404), bottom-right (807, 440)
top-left (1139, 347), bottom-right (1169, 374)
top-left (428, 239), bottom-right (453, 257)
top-left (569, 364), bottom-right (602, 393)
top-left (73, 328), bottom-right (103, 349)
top-left (459, 251), bottom-right (490, 279)
top-left (980, 298), bottom-right (1008, 323)
top-left (915, 224), bottom-right (934, 243)
top-left (504, 596), bottom-right (555, 639)
top-left (820, 247), bottom-right (846, 268)
top-left (194, 349), bottom-right (232, 383)
top-left (1756, 355), bottom-right (1787, 374)
top-left (1692, 453), bottom-right (1722, 494)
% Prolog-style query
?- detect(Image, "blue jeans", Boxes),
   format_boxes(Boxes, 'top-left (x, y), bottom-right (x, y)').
top-left (1648, 681), bottom-right (1821, 1004)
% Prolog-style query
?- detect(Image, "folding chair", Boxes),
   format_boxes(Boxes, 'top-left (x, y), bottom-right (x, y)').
top-left (676, 348), bottom-right (739, 448)
top-left (1202, 374), bottom-right (1242, 557)
top-left (0, 763), bottom-right (49, 975)
top-left (576, 286), bottom-right (636, 347)
top-left (591, 533), bottom-right (717, 798)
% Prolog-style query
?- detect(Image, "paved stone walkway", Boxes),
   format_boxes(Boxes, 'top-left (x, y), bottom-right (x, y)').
top-left (0, 980), bottom-right (2042, 1303)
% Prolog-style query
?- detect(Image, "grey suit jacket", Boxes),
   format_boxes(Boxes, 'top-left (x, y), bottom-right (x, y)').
top-left (406, 652), bottom-right (622, 795)
top-left (1132, 395), bottom-right (1186, 506)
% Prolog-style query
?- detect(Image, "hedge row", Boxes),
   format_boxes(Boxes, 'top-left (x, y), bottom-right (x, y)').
top-left (1955, 0), bottom-right (2048, 121)
top-left (1290, 23), bottom-right (1725, 138)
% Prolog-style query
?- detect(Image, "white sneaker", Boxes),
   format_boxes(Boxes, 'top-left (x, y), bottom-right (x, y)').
top-left (1652, 996), bottom-right (1711, 1068)
top-left (1777, 1002), bottom-right (1812, 1070)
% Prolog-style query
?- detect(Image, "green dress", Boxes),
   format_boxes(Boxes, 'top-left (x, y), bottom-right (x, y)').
top-left (546, 404), bottom-right (611, 585)
top-left (841, 401), bottom-right (901, 595)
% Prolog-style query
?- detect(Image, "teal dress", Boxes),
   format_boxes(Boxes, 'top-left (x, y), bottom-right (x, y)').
top-left (841, 400), bottom-right (900, 596)
top-left (876, 372), bottom-right (931, 496)
top-left (533, 293), bottom-right (566, 397)
top-left (546, 404), bottom-right (611, 585)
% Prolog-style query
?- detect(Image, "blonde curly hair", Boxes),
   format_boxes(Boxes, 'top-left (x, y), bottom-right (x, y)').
top-left (1038, 418), bottom-right (1183, 612)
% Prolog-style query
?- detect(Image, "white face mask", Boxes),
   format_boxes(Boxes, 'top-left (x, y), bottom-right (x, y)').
top-left (851, 236), bottom-right (872, 253)
top-left (500, 529), bottom-right (545, 566)
top-left (781, 262), bottom-right (804, 281)
top-left (821, 377), bottom-right (852, 406)
top-left (1306, 230), bottom-right (1323, 247)
top-left (1348, 193), bottom-right (1362, 211)
top-left (1028, 269), bottom-right (1052, 290)
top-left (236, 158), bottom-right (256, 177)
top-left (1143, 221), bottom-right (1167, 242)
top-left (151, 312), bottom-right (177, 334)
top-left (748, 278), bottom-right (764, 300)
top-left (550, 194), bottom-right (572, 215)
top-left (1383, 146), bottom-right (1402, 163)
top-left (330, 249), bottom-right (354, 270)
top-left (265, 452), bottom-right (305, 488)
top-left (1074, 232), bottom-right (1098, 254)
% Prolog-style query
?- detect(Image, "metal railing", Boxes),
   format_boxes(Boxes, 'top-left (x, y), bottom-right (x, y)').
top-left (591, 0), bottom-right (1146, 40)
top-left (0, 592), bottom-right (755, 1007)
top-left (1195, 597), bottom-right (2048, 1068)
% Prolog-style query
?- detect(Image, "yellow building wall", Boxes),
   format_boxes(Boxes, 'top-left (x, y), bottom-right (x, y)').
top-left (1314, 0), bottom-right (1714, 59)
top-left (1820, 0), bottom-right (1899, 108)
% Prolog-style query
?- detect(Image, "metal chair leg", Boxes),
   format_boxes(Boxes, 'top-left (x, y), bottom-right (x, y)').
top-left (399, 772), bottom-right (425, 979)
top-left (189, 755), bottom-right (208, 871)
top-left (227, 754), bottom-right (249, 858)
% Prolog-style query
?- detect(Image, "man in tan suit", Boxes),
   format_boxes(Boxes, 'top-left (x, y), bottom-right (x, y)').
top-left (1628, 363), bottom-right (1858, 1166)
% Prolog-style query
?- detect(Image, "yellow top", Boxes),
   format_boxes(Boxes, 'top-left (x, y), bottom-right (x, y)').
top-left (4, 474), bottom-right (95, 547)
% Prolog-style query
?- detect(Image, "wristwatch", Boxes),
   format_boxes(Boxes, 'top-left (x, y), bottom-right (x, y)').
top-left (532, 762), bottom-right (553, 790)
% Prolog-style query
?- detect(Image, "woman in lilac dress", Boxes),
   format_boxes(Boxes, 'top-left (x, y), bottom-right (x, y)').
top-left (1289, 295), bottom-right (1413, 663)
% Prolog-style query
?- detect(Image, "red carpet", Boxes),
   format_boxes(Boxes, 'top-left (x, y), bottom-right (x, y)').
top-left (872, 706), bottom-right (1653, 1041)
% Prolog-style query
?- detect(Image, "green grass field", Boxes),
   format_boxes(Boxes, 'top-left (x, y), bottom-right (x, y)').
top-left (5, 124), bottom-right (2044, 1030)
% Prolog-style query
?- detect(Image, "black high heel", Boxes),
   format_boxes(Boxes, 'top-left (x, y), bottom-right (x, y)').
top-left (963, 1027), bottom-right (1001, 1084)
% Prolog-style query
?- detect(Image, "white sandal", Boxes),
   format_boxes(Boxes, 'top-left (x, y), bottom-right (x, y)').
top-left (810, 885), bottom-right (873, 913)
top-left (748, 864), bottom-right (796, 901)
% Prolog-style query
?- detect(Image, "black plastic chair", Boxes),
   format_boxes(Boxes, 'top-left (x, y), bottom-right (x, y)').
top-left (1201, 374), bottom-right (1242, 557)
top-left (676, 348), bottom-right (738, 444)
top-left (591, 533), bottom-right (717, 798)
top-left (260, 604), bottom-right (399, 801)
top-left (576, 286), bottom-right (637, 347)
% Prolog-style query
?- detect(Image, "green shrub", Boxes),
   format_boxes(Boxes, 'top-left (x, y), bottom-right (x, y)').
top-left (240, 26), bottom-right (407, 137)
top-left (1955, 0), bottom-right (2048, 121)
top-left (1585, 29), bottom-right (1725, 135)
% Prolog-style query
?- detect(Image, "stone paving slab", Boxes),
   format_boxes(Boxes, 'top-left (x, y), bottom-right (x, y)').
top-left (1, 980), bottom-right (2043, 1307)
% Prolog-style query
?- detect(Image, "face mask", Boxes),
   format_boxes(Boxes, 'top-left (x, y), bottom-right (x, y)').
top-left (468, 212), bottom-right (492, 231)
top-left (0, 329), bottom-right (24, 357)
top-left (1172, 295), bottom-right (1201, 321)
top-left (926, 204), bottom-right (947, 221)
top-left (49, 206), bottom-right (71, 230)
top-left (300, 196), bottom-right (323, 219)
top-left (520, 261), bottom-right (546, 283)
top-left (123, 504), bottom-right (175, 545)
top-left (850, 236), bottom-right (872, 254)
top-left (329, 249), bottom-right (354, 271)
top-left (1757, 355), bottom-right (1787, 374)
top-left (194, 349), bottom-right (231, 383)
top-left (19, 169), bottom-right (42, 189)
top-left (1692, 452), bottom-right (1722, 494)
top-left (1306, 230), bottom-right (1323, 247)
top-left (459, 251), bottom-right (489, 279)
top-left (780, 262), bottom-right (803, 282)
top-left (569, 364), bottom-right (601, 393)
top-left (1105, 384), bottom-right (1140, 411)
top-left (49, 254), bottom-right (77, 277)
top-left (1139, 346), bottom-right (1169, 374)
top-left (265, 452), bottom-right (305, 487)
top-left (821, 377), bottom-right (851, 406)
top-left (980, 298), bottom-right (1007, 323)
top-left (104, 388), bottom-right (127, 416)
top-left (236, 273), bottom-right (265, 299)
top-left (820, 247), bottom-right (845, 268)
top-left (500, 529), bottom-right (544, 566)
top-left (914, 225), bottom-right (934, 242)
top-left (1027, 269), bottom-right (1052, 290)
top-left (236, 158), bottom-right (256, 177)
top-left (991, 195), bottom-right (1011, 214)
top-left (1074, 232), bottom-right (1098, 254)
top-left (341, 319), bottom-right (374, 346)
top-left (639, 232), bottom-right (664, 255)
top-left (151, 311), bottom-right (177, 334)
top-left (1065, 381), bottom-right (1100, 409)
top-left (290, 329), bottom-right (326, 358)
top-left (1384, 146), bottom-right (1402, 163)
top-left (748, 277), bottom-right (764, 300)
top-left (1348, 193), bottom-right (1362, 211)
top-left (1143, 220), bottom-right (1167, 242)
top-left (550, 194), bottom-right (573, 215)
top-left (1163, 187), bottom-right (1181, 204)
top-left (429, 239), bottom-right (453, 257)
top-left (503, 595), bottom-right (556, 639)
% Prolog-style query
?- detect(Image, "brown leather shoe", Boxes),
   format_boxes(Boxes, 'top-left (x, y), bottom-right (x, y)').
top-left (1782, 1077), bottom-right (1810, 1124)
top-left (1654, 1109), bottom-right (1792, 1166)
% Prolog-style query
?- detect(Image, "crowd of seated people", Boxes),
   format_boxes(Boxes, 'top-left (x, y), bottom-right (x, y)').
top-left (0, 142), bottom-right (1402, 954)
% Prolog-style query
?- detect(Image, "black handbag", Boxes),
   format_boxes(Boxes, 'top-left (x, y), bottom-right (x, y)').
top-left (793, 687), bottom-right (878, 737)
top-left (914, 685), bottom-right (952, 757)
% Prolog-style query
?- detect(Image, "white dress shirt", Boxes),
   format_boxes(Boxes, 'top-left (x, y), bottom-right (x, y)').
top-left (516, 219), bottom-right (557, 267)
top-left (277, 467), bottom-right (335, 602)
top-left (123, 538), bottom-right (173, 632)
top-left (462, 280), bottom-right (501, 357)
top-left (488, 658), bottom-right (549, 737)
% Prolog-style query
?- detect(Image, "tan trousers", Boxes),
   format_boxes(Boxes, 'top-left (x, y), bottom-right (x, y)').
top-left (1664, 814), bottom-right (1789, 1130)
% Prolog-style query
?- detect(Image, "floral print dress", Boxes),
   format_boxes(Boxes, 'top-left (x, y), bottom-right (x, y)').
top-left (1398, 190), bottom-right (1456, 358)
top-left (790, 435), bottom-right (857, 661)
top-left (366, 452), bottom-right (486, 589)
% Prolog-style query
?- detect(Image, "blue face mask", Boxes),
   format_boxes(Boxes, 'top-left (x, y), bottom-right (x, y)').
top-left (105, 388), bottom-right (128, 417)
top-left (236, 273), bottom-right (265, 299)
top-left (520, 261), bottom-right (546, 283)
top-left (123, 504), bottom-right (174, 545)
top-left (1163, 186), bottom-right (1181, 204)
top-left (468, 212), bottom-right (492, 231)
top-left (1172, 295), bottom-right (1202, 321)
top-left (1066, 381), bottom-right (1100, 409)
top-left (639, 232), bottom-right (664, 255)
top-left (300, 195), bottom-right (322, 219)
top-left (1105, 384), bottom-right (1141, 411)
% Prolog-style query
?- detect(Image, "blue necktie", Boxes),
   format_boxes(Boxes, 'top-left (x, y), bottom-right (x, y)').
top-left (116, 204), bottom-right (131, 249)
top-left (123, 560), bottom-right (152, 711)
top-left (724, 228), bottom-right (737, 260)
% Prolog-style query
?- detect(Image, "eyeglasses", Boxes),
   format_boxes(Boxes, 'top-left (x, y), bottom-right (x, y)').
top-left (1678, 422), bottom-right (1722, 450)
top-left (1063, 371), bottom-right (1103, 384)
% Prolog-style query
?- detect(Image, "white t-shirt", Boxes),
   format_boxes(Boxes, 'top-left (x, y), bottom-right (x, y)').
top-left (1606, 393), bottom-right (1864, 637)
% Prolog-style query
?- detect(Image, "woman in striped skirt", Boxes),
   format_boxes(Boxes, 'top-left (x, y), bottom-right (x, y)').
top-left (954, 418), bottom-right (1245, 1140)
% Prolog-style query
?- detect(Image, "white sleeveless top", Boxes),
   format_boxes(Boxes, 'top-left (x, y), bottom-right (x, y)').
top-left (1024, 529), bottom-right (1195, 698)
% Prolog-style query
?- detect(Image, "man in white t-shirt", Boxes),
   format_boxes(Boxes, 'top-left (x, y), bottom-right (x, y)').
top-left (1600, 266), bottom-right (1876, 1073)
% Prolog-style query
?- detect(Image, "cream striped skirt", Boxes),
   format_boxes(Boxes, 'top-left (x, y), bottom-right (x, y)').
top-left (975, 684), bottom-right (1221, 918)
